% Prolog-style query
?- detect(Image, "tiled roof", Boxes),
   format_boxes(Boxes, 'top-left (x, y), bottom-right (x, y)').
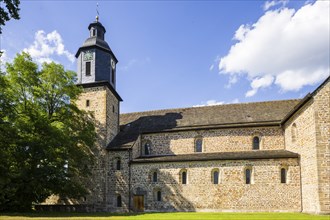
top-left (107, 99), bottom-right (300, 150)
top-left (131, 150), bottom-right (299, 163)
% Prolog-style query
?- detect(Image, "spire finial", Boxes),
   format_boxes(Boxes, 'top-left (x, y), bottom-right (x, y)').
top-left (96, 3), bottom-right (99, 22)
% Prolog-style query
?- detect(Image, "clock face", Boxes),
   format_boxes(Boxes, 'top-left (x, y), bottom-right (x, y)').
top-left (111, 59), bottom-right (116, 69)
top-left (83, 51), bottom-right (93, 61)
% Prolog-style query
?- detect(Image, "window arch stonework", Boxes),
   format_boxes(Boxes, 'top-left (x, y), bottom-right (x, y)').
top-left (143, 140), bottom-right (152, 156)
top-left (211, 168), bottom-right (220, 184)
top-left (194, 136), bottom-right (203, 153)
top-left (252, 136), bottom-right (260, 150)
top-left (179, 169), bottom-right (188, 185)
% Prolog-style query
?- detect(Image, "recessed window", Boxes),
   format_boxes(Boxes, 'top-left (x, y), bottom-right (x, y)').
top-left (252, 136), bottom-right (260, 150)
top-left (245, 168), bottom-right (251, 184)
top-left (281, 168), bottom-right (287, 183)
top-left (92, 29), bottom-right (96, 37)
top-left (212, 169), bottom-right (219, 184)
top-left (116, 195), bottom-right (122, 207)
top-left (112, 105), bottom-right (115, 113)
top-left (85, 61), bottom-right (91, 76)
top-left (86, 100), bottom-right (90, 107)
top-left (292, 123), bottom-right (297, 143)
top-left (157, 190), bottom-right (161, 202)
top-left (111, 67), bottom-right (115, 84)
top-left (181, 170), bottom-right (187, 184)
top-left (116, 159), bottom-right (121, 170)
top-left (144, 141), bottom-right (151, 155)
top-left (195, 137), bottom-right (203, 152)
top-left (152, 172), bottom-right (158, 183)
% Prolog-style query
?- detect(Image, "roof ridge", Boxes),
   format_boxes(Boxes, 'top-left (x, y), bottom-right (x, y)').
top-left (120, 98), bottom-right (302, 116)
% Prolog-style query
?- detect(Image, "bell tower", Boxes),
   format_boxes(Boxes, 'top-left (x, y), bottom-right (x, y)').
top-left (75, 16), bottom-right (122, 147)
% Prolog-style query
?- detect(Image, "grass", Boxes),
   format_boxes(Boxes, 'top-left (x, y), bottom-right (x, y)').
top-left (0, 212), bottom-right (329, 220)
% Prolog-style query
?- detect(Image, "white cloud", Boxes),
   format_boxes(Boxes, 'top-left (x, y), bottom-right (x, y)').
top-left (219, 0), bottom-right (330, 97)
top-left (23, 30), bottom-right (74, 64)
top-left (193, 99), bottom-right (240, 107)
top-left (263, 0), bottom-right (289, 11)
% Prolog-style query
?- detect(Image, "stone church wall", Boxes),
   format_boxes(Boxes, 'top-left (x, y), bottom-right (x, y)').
top-left (284, 79), bottom-right (330, 214)
top-left (130, 158), bottom-right (301, 212)
top-left (140, 127), bottom-right (285, 157)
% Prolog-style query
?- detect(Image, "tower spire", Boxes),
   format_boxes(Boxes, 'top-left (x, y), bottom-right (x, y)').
top-left (96, 3), bottom-right (99, 22)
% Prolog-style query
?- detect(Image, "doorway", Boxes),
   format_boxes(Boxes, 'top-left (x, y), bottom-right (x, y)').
top-left (133, 195), bottom-right (144, 212)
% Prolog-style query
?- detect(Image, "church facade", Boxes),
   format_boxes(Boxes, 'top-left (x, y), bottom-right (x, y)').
top-left (70, 18), bottom-right (329, 214)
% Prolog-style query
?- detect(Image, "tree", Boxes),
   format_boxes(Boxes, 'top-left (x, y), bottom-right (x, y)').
top-left (0, 0), bottom-right (20, 34)
top-left (0, 52), bottom-right (96, 211)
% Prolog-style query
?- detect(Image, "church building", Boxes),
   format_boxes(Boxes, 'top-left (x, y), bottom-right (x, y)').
top-left (70, 17), bottom-right (329, 214)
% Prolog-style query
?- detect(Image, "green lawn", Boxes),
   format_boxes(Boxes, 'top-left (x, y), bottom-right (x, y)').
top-left (0, 212), bottom-right (329, 220)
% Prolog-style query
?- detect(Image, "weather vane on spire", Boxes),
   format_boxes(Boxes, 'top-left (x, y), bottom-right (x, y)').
top-left (96, 2), bottom-right (99, 22)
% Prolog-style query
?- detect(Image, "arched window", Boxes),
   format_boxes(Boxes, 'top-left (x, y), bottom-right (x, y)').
top-left (180, 169), bottom-right (187, 184)
top-left (153, 171), bottom-right (158, 183)
top-left (144, 141), bottom-right (151, 155)
top-left (212, 170), bottom-right (219, 184)
top-left (195, 137), bottom-right (203, 152)
top-left (157, 190), bottom-right (161, 202)
top-left (292, 123), bottom-right (297, 143)
top-left (252, 136), bottom-right (260, 150)
top-left (245, 168), bottom-right (251, 184)
top-left (116, 159), bottom-right (121, 170)
top-left (116, 195), bottom-right (122, 207)
top-left (281, 168), bottom-right (287, 183)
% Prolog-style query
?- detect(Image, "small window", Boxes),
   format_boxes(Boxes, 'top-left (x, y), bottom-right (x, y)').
top-left (116, 159), bottom-right (121, 170)
top-left (85, 62), bottom-right (91, 76)
top-left (182, 171), bottom-right (187, 184)
top-left (292, 123), bottom-right (297, 143)
top-left (86, 100), bottom-right (90, 107)
top-left (144, 141), bottom-right (151, 155)
top-left (111, 68), bottom-right (115, 84)
top-left (92, 29), bottom-right (96, 37)
top-left (112, 105), bottom-right (115, 113)
top-left (213, 170), bottom-right (219, 184)
top-left (195, 138), bottom-right (203, 152)
top-left (153, 172), bottom-right (157, 183)
top-left (281, 168), bottom-right (287, 183)
top-left (116, 195), bottom-right (122, 207)
top-left (245, 169), bottom-right (251, 184)
top-left (157, 190), bottom-right (161, 202)
top-left (253, 136), bottom-right (260, 150)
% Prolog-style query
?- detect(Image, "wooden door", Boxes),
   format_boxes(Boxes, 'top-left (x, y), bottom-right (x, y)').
top-left (133, 195), bottom-right (144, 212)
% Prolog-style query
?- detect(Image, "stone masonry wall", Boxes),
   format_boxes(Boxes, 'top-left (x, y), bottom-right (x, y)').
top-left (130, 158), bottom-right (301, 212)
top-left (76, 85), bottom-right (118, 211)
top-left (313, 80), bottom-right (330, 214)
top-left (284, 79), bottom-right (329, 214)
top-left (284, 100), bottom-right (319, 213)
top-left (140, 127), bottom-right (285, 157)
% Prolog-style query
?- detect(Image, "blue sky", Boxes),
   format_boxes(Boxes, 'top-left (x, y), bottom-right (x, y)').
top-left (1, 0), bottom-right (329, 113)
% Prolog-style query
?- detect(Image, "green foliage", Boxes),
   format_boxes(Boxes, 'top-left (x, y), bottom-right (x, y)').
top-left (0, 0), bottom-right (20, 34)
top-left (0, 52), bottom-right (96, 211)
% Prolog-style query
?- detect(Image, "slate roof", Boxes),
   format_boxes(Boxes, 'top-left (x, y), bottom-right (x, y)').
top-left (107, 99), bottom-right (300, 150)
top-left (131, 150), bottom-right (299, 163)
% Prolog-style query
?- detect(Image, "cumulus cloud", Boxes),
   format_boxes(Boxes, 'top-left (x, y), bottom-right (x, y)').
top-left (23, 30), bottom-right (74, 64)
top-left (219, 0), bottom-right (330, 97)
top-left (263, 0), bottom-right (288, 11)
top-left (193, 99), bottom-right (240, 107)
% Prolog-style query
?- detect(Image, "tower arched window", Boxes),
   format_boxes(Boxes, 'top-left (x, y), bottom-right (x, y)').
top-left (292, 123), bottom-right (297, 143)
top-left (245, 168), bottom-right (252, 184)
top-left (144, 141), bottom-right (151, 156)
top-left (153, 171), bottom-right (158, 183)
top-left (252, 136), bottom-right (260, 150)
top-left (281, 168), bottom-right (287, 183)
top-left (195, 137), bottom-right (203, 153)
top-left (116, 195), bottom-right (122, 207)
